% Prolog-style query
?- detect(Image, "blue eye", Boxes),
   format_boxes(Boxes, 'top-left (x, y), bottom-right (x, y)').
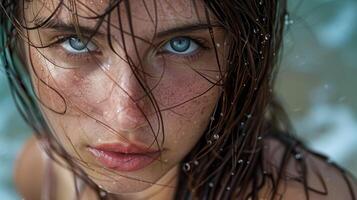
top-left (162, 37), bottom-right (199, 55)
top-left (61, 36), bottom-right (98, 54)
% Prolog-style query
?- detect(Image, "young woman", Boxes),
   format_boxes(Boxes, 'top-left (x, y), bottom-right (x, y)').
top-left (0, 0), bottom-right (356, 199)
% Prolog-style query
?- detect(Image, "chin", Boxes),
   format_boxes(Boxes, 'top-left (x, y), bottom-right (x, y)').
top-left (88, 169), bottom-right (164, 194)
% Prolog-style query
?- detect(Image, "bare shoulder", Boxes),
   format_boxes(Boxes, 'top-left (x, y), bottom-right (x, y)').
top-left (263, 136), bottom-right (357, 200)
top-left (14, 135), bottom-right (46, 200)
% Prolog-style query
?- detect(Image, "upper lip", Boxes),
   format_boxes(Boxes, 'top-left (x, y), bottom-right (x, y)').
top-left (91, 142), bottom-right (160, 154)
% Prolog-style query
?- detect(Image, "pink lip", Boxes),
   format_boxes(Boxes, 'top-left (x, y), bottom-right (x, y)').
top-left (88, 143), bottom-right (161, 172)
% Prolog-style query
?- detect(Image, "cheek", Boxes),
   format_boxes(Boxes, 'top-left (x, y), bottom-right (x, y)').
top-left (30, 49), bottom-right (116, 115)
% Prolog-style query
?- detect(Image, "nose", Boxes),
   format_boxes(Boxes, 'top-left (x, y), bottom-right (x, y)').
top-left (100, 66), bottom-right (151, 132)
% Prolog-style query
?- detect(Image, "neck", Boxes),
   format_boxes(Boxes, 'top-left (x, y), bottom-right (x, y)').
top-left (110, 165), bottom-right (179, 200)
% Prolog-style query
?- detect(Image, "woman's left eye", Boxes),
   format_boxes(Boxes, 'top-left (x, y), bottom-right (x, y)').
top-left (161, 37), bottom-right (200, 55)
top-left (61, 36), bottom-right (98, 54)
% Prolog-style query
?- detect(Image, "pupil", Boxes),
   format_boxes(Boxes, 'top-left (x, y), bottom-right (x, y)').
top-left (69, 37), bottom-right (86, 50)
top-left (170, 37), bottom-right (190, 52)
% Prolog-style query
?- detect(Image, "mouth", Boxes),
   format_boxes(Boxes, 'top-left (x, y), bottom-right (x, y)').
top-left (87, 143), bottom-right (161, 172)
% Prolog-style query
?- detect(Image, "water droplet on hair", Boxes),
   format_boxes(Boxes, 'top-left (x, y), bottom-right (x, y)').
top-left (220, 112), bottom-right (224, 116)
top-left (213, 134), bottom-right (220, 140)
top-left (219, 148), bottom-right (224, 152)
top-left (231, 172), bottom-right (235, 176)
top-left (210, 116), bottom-right (215, 121)
top-left (264, 34), bottom-right (270, 41)
top-left (238, 159), bottom-right (243, 164)
top-left (226, 186), bottom-right (231, 191)
top-left (259, 0), bottom-right (263, 5)
top-left (284, 14), bottom-right (294, 26)
top-left (216, 43), bottom-right (221, 47)
top-left (295, 153), bottom-right (303, 160)
top-left (193, 160), bottom-right (199, 165)
top-left (257, 136), bottom-right (263, 140)
top-left (207, 140), bottom-right (212, 145)
top-left (246, 161), bottom-right (250, 165)
top-left (183, 163), bottom-right (191, 172)
top-left (246, 114), bottom-right (252, 119)
top-left (209, 182), bottom-right (214, 187)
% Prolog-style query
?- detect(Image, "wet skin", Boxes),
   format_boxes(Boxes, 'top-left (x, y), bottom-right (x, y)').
top-left (22, 0), bottom-right (227, 198)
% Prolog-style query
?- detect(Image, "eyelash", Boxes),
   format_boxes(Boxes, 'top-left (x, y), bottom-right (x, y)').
top-left (157, 37), bottom-right (209, 61)
top-left (49, 35), bottom-right (209, 61)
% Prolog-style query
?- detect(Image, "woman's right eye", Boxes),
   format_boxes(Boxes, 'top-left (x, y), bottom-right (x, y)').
top-left (60, 36), bottom-right (98, 55)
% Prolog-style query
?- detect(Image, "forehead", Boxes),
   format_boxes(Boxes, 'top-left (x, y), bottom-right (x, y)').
top-left (24, 0), bottom-right (209, 32)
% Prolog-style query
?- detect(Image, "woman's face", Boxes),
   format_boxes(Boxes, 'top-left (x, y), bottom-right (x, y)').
top-left (23, 0), bottom-right (227, 194)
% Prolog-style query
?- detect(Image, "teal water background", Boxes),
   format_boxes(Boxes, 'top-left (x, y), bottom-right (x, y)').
top-left (1, 0), bottom-right (357, 199)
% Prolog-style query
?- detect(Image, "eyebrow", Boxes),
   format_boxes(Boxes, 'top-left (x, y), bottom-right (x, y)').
top-left (34, 17), bottom-right (222, 38)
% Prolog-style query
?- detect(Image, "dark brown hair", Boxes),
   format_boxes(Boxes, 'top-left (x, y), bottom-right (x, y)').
top-left (1, 0), bottom-right (356, 199)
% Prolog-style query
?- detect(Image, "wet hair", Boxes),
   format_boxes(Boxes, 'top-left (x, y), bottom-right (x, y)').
top-left (1, 0), bottom-right (356, 199)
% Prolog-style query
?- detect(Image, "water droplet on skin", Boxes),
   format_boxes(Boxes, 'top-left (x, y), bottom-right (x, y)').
top-left (213, 134), bottom-right (220, 140)
top-left (183, 163), bottom-right (191, 172)
top-left (100, 191), bottom-right (107, 197)
top-left (209, 182), bottom-right (214, 187)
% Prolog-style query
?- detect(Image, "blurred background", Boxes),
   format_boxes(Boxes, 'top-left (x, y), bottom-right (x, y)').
top-left (1, 0), bottom-right (356, 199)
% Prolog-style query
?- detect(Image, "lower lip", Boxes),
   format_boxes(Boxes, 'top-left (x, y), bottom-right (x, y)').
top-left (88, 148), bottom-right (160, 172)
